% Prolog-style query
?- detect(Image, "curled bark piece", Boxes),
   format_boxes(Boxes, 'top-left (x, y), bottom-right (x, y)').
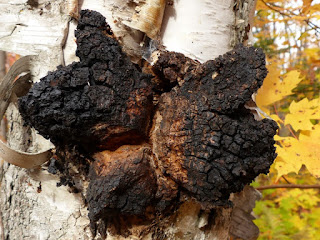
top-left (0, 56), bottom-right (52, 169)
top-left (123, 0), bottom-right (166, 39)
top-left (68, 0), bottom-right (79, 19)
top-left (0, 56), bottom-right (31, 118)
top-left (230, 186), bottom-right (261, 240)
top-left (0, 141), bottom-right (52, 169)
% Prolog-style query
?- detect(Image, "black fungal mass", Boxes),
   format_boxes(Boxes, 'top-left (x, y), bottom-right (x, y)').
top-left (19, 10), bottom-right (153, 151)
top-left (18, 9), bottom-right (278, 233)
top-left (152, 48), bottom-right (278, 208)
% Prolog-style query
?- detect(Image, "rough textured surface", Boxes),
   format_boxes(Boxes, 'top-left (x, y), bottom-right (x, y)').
top-left (19, 10), bottom-right (153, 151)
top-left (18, 10), bottom-right (278, 237)
top-left (87, 145), bottom-right (157, 221)
top-left (233, 0), bottom-right (257, 46)
top-left (0, 162), bottom-right (93, 240)
top-left (87, 144), bottom-right (179, 234)
top-left (1, 101), bottom-right (92, 240)
top-left (153, 46), bottom-right (267, 114)
top-left (152, 48), bottom-right (277, 207)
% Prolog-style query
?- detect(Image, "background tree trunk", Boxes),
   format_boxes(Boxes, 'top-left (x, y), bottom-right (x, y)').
top-left (0, 0), bottom-right (260, 239)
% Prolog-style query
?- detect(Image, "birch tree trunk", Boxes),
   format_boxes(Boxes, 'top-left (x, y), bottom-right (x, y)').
top-left (0, 0), bottom-right (262, 239)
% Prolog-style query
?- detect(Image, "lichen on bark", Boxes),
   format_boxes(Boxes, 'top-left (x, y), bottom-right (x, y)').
top-left (18, 9), bottom-right (278, 237)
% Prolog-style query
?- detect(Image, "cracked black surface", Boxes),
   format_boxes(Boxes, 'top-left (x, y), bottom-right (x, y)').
top-left (152, 47), bottom-right (278, 207)
top-left (19, 10), bottom-right (153, 151)
top-left (18, 9), bottom-right (278, 235)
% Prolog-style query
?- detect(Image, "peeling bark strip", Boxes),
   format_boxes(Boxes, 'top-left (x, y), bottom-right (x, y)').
top-left (123, 0), bottom-right (166, 39)
top-left (0, 56), bottom-right (52, 169)
top-left (18, 10), bottom-right (277, 237)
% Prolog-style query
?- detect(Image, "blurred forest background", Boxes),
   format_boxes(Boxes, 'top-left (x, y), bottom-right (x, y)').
top-left (253, 0), bottom-right (320, 239)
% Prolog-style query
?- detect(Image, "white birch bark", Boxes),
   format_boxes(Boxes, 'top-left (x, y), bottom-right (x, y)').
top-left (161, 0), bottom-right (234, 62)
top-left (0, 0), bottom-right (259, 239)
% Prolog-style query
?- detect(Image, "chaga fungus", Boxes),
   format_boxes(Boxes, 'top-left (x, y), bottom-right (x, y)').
top-left (152, 46), bottom-right (278, 208)
top-left (19, 10), bottom-right (153, 151)
top-left (87, 145), bottom-right (158, 221)
top-left (18, 9), bottom-right (278, 232)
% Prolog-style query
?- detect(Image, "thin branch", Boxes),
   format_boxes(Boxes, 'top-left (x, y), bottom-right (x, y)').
top-left (257, 184), bottom-right (320, 190)
top-left (261, 0), bottom-right (320, 34)
top-left (287, 125), bottom-right (298, 140)
top-left (282, 175), bottom-right (291, 184)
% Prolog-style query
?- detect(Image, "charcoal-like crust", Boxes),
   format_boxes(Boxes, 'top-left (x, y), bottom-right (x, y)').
top-left (153, 46), bottom-right (268, 114)
top-left (87, 146), bottom-right (158, 222)
top-left (87, 145), bottom-right (179, 223)
top-left (152, 46), bottom-right (277, 207)
top-left (19, 10), bottom-right (153, 150)
top-left (17, 9), bottom-right (278, 234)
top-left (153, 93), bottom-right (277, 207)
top-left (202, 46), bottom-right (267, 113)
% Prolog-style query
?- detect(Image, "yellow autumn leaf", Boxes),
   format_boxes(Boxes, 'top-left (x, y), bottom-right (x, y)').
top-left (304, 48), bottom-right (319, 60)
top-left (302, 0), bottom-right (312, 14)
top-left (256, 64), bottom-right (303, 108)
top-left (270, 114), bottom-right (283, 126)
top-left (309, 3), bottom-right (320, 14)
top-left (274, 126), bottom-right (320, 179)
top-left (298, 126), bottom-right (320, 177)
top-left (274, 137), bottom-right (303, 180)
top-left (284, 98), bottom-right (320, 131)
top-left (298, 32), bottom-right (309, 40)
